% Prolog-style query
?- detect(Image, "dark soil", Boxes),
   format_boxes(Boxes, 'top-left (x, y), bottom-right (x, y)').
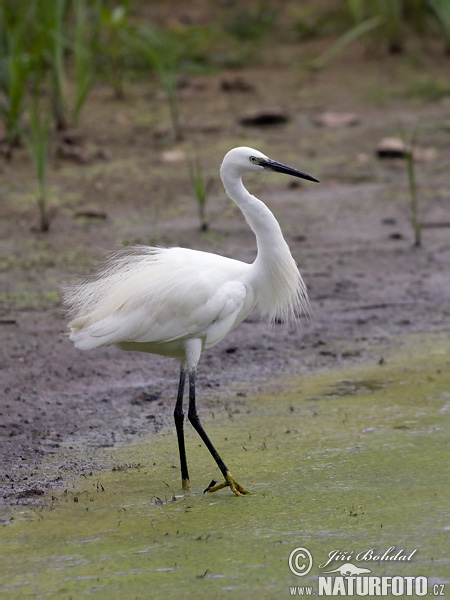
top-left (1, 50), bottom-right (450, 505)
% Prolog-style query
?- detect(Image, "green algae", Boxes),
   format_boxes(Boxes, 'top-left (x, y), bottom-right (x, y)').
top-left (1, 334), bottom-right (449, 599)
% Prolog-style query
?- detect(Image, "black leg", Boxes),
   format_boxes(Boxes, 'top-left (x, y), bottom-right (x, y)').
top-left (174, 369), bottom-right (190, 489)
top-left (187, 369), bottom-right (229, 479)
top-left (187, 369), bottom-right (249, 496)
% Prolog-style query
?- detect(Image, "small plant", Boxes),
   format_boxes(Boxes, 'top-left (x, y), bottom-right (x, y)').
top-left (224, 3), bottom-right (277, 42)
top-left (404, 146), bottom-right (421, 248)
top-left (130, 25), bottom-right (185, 141)
top-left (71, 0), bottom-right (96, 126)
top-left (99, 3), bottom-right (131, 99)
top-left (23, 93), bottom-right (52, 232)
top-left (406, 0), bottom-right (429, 33)
top-left (399, 124), bottom-right (421, 247)
top-left (428, 0), bottom-right (450, 54)
top-left (346, 0), bottom-right (365, 25)
top-left (376, 0), bottom-right (404, 54)
top-left (37, 0), bottom-right (97, 130)
top-left (0, 3), bottom-right (32, 158)
top-left (314, 15), bottom-right (382, 68)
top-left (188, 157), bottom-right (213, 232)
top-left (149, 196), bottom-right (162, 247)
top-left (315, 0), bottom-right (420, 66)
top-left (40, 0), bottom-right (69, 131)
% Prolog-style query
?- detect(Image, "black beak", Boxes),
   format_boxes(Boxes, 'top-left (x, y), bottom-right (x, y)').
top-left (264, 159), bottom-right (319, 183)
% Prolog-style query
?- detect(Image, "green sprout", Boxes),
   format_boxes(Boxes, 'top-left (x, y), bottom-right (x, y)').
top-left (0, 2), bottom-right (32, 158)
top-left (23, 93), bottom-right (52, 232)
top-left (399, 123), bottom-right (421, 248)
top-left (188, 157), bottom-right (213, 232)
top-left (429, 0), bottom-right (450, 54)
top-left (99, 3), bottom-right (131, 99)
top-left (131, 26), bottom-right (185, 141)
top-left (72, 0), bottom-right (96, 127)
top-left (41, 0), bottom-right (69, 131)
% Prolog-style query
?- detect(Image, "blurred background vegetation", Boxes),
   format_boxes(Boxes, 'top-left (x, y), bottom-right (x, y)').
top-left (1, 0), bottom-right (449, 230)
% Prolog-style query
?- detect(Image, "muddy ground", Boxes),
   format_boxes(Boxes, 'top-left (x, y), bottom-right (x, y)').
top-left (1, 45), bottom-right (450, 505)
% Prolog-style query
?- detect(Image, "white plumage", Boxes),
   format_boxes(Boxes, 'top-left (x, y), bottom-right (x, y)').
top-left (64, 146), bottom-right (318, 496)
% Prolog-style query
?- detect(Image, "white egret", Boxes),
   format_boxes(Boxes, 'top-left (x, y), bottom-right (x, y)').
top-left (64, 147), bottom-right (319, 496)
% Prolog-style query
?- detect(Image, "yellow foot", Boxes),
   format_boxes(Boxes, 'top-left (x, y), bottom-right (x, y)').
top-left (182, 478), bottom-right (191, 491)
top-left (204, 471), bottom-right (250, 496)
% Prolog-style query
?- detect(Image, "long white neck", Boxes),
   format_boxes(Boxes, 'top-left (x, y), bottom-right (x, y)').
top-left (220, 170), bottom-right (309, 323)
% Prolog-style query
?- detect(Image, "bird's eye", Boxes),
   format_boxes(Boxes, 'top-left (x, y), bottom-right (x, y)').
top-left (249, 156), bottom-right (257, 163)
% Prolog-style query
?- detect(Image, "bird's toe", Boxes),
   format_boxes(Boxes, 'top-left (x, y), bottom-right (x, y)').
top-left (205, 471), bottom-right (250, 496)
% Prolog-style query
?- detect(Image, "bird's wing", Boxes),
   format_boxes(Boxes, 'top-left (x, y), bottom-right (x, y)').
top-left (70, 280), bottom-right (249, 350)
top-left (202, 280), bottom-right (250, 349)
top-left (68, 247), bottom-right (253, 350)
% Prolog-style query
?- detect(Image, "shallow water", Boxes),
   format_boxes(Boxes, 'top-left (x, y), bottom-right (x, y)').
top-left (1, 334), bottom-right (449, 599)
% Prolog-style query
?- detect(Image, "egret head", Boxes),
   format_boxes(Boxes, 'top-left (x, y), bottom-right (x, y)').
top-left (221, 146), bottom-right (319, 183)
